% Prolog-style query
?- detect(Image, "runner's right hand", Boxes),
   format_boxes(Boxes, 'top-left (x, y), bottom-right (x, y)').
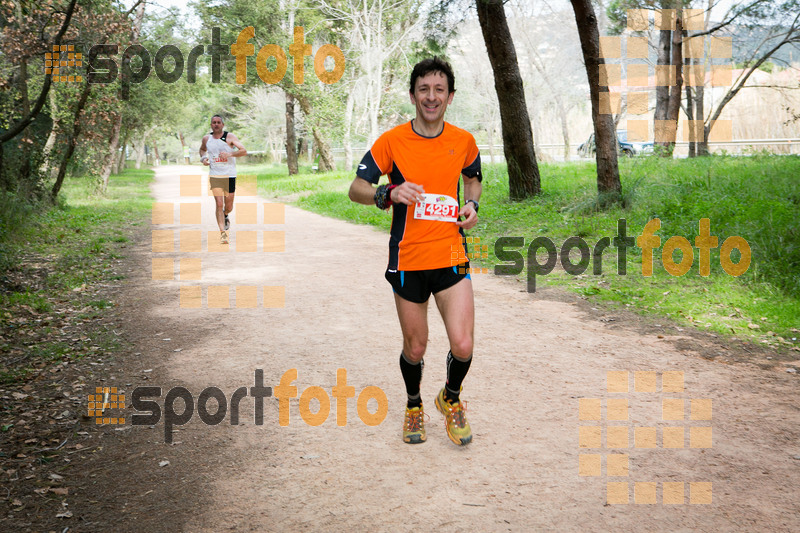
top-left (390, 182), bottom-right (425, 205)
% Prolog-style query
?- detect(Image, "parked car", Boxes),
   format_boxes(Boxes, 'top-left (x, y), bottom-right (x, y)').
top-left (578, 130), bottom-right (654, 157)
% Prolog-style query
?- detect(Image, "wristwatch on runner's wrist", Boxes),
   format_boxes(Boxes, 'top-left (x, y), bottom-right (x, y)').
top-left (466, 199), bottom-right (479, 213)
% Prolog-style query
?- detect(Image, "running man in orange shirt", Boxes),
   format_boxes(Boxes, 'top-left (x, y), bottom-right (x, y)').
top-left (349, 57), bottom-right (482, 446)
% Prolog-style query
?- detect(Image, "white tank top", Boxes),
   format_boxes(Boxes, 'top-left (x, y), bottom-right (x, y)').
top-left (206, 131), bottom-right (236, 177)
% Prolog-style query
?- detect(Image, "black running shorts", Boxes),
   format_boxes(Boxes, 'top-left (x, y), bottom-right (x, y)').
top-left (385, 263), bottom-right (471, 304)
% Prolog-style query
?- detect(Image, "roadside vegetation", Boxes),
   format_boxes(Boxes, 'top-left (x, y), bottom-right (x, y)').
top-left (0, 169), bottom-right (153, 384)
top-left (248, 155), bottom-right (800, 349)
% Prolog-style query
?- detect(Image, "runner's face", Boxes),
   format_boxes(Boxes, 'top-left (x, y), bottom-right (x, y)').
top-left (410, 72), bottom-right (453, 128)
top-left (210, 117), bottom-right (224, 133)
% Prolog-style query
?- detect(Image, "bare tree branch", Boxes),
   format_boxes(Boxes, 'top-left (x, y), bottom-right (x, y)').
top-left (689, 0), bottom-right (772, 39)
top-left (705, 12), bottom-right (800, 129)
top-left (125, 0), bottom-right (148, 18)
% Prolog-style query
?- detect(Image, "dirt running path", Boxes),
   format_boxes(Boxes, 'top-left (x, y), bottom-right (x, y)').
top-left (128, 165), bottom-right (799, 532)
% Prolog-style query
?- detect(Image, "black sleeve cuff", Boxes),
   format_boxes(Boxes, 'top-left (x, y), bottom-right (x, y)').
top-left (356, 151), bottom-right (383, 184)
top-left (462, 153), bottom-right (482, 182)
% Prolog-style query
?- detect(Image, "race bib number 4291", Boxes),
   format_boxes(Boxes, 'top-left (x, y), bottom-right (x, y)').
top-left (414, 193), bottom-right (459, 222)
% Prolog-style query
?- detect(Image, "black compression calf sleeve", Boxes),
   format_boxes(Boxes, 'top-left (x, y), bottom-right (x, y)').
top-left (445, 350), bottom-right (472, 402)
top-left (400, 351), bottom-right (424, 408)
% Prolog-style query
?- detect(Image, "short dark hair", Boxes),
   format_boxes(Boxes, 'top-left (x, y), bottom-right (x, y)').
top-left (211, 114), bottom-right (224, 122)
top-left (409, 57), bottom-right (455, 94)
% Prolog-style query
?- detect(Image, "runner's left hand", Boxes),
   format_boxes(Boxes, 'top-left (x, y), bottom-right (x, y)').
top-left (457, 203), bottom-right (478, 229)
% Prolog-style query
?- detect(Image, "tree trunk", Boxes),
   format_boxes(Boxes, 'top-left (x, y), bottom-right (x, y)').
top-left (570, 0), bottom-right (621, 204)
top-left (116, 130), bottom-right (129, 173)
top-left (17, 55), bottom-right (33, 188)
top-left (654, 28), bottom-right (671, 155)
top-left (684, 25), bottom-right (695, 157)
top-left (99, 113), bottom-right (122, 192)
top-left (269, 132), bottom-right (280, 163)
top-left (528, 89), bottom-right (541, 159)
top-left (98, 0), bottom-right (143, 190)
top-left (343, 87), bottom-right (354, 171)
top-left (695, 84), bottom-right (708, 155)
top-left (51, 82), bottom-right (91, 200)
top-left (100, 0), bottom-right (142, 187)
top-left (488, 125), bottom-right (496, 164)
top-left (298, 136), bottom-right (309, 162)
top-left (663, 14), bottom-right (684, 153)
top-left (285, 90), bottom-right (298, 175)
top-left (366, 53), bottom-right (384, 147)
top-left (179, 131), bottom-right (188, 164)
top-left (686, 84), bottom-right (695, 157)
top-left (556, 96), bottom-right (570, 161)
top-left (40, 89), bottom-right (60, 177)
top-left (297, 95), bottom-right (335, 172)
top-left (476, 0), bottom-right (540, 200)
top-left (133, 125), bottom-right (155, 169)
top-left (696, 0), bottom-right (711, 156)
top-left (312, 128), bottom-right (335, 172)
top-left (134, 139), bottom-right (145, 169)
top-left (116, 143), bottom-right (126, 173)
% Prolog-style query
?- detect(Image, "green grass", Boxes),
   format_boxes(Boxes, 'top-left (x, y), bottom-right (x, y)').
top-left (241, 156), bottom-right (800, 347)
top-left (254, 165), bottom-right (393, 230)
top-left (0, 168), bottom-right (153, 384)
top-left (0, 291), bottom-right (53, 313)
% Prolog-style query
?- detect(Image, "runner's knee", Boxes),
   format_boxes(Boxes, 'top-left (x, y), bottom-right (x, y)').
top-left (403, 341), bottom-right (427, 362)
top-left (449, 337), bottom-right (473, 360)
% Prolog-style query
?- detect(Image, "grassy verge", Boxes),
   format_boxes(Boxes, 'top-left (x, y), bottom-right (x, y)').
top-left (0, 169), bottom-right (153, 384)
top-left (244, 156), bottom-right (799, 349)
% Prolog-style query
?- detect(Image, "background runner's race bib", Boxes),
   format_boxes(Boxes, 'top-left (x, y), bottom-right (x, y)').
top-left (414, 193), bottom-right (459, 222)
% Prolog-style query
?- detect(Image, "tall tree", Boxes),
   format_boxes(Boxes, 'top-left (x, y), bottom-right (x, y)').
top-left (696, 7), bottom-right (800, 154)
top-left (51, 81), bottom-right (92, 199)
top-left (653, 8), bottom-right (674, 155)
top-left (509, 2), bottom-right (580, 162)
top-left (282, 1), bottom-right (300, 174)
top-left (192, 0), bottom-right (293, 170)
top-left (476, 0), bottom-right (540, 200)
top-left (570, 0), bottom-right (622, 204)
top-left (99, 0), bottom-right (146, 192)
top-left (608, 0), bottom-right (800, 155)
top-left (0, 0), bottom-right (79, 191)
top-left (315, 0), bottom-right (424, 155)
top-left (660, 10), bottom-right (684, 153)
